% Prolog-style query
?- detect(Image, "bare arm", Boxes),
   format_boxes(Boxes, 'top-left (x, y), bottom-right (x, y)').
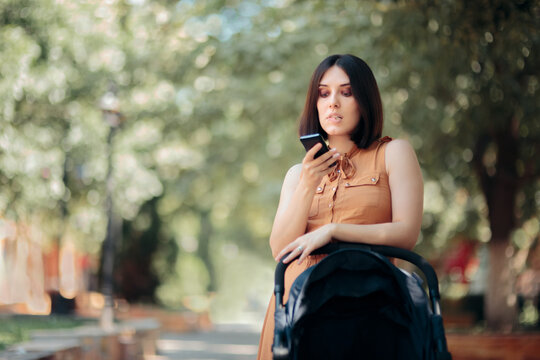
top-left (268, 164), bottom-right (310, 257)
top-left (269, 144), bottom-right (339, 257)
top-left (278, 139), bottom-right (423, 264)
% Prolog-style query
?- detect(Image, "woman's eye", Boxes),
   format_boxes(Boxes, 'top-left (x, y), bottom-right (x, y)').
top-left (319, 91), bottom-right (329, 98)
top-left (342, 90), bottom-right (352, 96)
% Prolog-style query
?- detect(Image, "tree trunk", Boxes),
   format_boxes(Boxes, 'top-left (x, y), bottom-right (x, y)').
top-left (485, 239), bottom-right (517, 331)
top-left (475, 124), bottom-right (520, 330)
top-left (198, 209), bottom-right (216, 292)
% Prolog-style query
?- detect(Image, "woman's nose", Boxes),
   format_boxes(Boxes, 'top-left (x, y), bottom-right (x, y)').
top-left (329, 93), bottom-right (340, 108)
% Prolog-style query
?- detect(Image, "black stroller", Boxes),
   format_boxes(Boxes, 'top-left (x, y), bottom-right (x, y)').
top-left (272, 243), bottom-right (452, 360)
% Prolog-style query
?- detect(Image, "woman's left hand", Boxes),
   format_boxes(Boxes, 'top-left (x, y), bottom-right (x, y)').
top-left (276, 224), bottom-right (335, 265)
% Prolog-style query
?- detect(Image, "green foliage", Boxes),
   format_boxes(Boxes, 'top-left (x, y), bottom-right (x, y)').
top-left (1, 0), bottom-right (538, 324)
top-left (155, 252), bottom-right (210, 309)
top-left (374, 0), bottom-right (539, 253)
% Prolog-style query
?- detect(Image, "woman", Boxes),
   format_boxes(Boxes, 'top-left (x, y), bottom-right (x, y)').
top-left (256, 54), bottom-right (423, 359)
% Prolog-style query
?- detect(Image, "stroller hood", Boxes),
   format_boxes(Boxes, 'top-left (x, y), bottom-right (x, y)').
top-left (275, 248), bottom-right (434, 359)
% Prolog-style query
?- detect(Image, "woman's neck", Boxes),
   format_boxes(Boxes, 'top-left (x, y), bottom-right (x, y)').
top-left (327, 135), bottom-right (356, 154)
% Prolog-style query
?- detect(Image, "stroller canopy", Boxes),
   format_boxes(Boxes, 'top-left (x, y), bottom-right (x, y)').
top-left (273, 248), bottom-right (439, 360)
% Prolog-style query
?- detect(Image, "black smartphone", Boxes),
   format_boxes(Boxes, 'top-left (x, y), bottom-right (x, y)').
top-left (299, 133), bottom-right (337, 167)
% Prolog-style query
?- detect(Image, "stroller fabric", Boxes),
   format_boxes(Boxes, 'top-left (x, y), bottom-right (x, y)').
top-left (273, 248), bottom-right (442, 360)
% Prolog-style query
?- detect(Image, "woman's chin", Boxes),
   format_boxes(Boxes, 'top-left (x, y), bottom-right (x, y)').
top-left (324, 128), bottom-right (353, 137)
top-left (322, 122), bottom-right (356, 135)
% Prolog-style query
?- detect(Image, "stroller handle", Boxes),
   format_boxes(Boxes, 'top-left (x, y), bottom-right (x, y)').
top-left (274, 242), bottom-right (441, 314)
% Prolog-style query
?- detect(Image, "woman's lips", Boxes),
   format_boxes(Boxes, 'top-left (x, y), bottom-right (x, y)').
top-left (327, 114), bottom-right (343, 121)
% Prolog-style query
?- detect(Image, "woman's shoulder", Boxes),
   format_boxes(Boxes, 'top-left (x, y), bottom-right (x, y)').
top-left (285, 163), bottom-right (303, 180)
top-left (280, 163), bottom-right (303, 192)
top-left (385, 138), bottom-right (415, 155)
top-left (384, 138), bottom-right (420, 171)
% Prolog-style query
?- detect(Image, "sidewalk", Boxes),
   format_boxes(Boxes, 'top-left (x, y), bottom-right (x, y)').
top-left (151, 323), bottom-right (260, 360)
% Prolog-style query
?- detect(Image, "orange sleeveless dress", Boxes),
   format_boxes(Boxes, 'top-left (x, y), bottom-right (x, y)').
top-left (256, 137), bottom-right (393, 360)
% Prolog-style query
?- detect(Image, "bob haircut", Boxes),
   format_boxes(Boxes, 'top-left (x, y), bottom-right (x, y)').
top-left (298, 54), bottom-right (383, 149)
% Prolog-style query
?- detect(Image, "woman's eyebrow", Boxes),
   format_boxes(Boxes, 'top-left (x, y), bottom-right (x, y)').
top-left (319, 83), bottom-right (351, 87)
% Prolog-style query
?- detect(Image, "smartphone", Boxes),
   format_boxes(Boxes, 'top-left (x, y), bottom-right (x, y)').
top-left (299, 133), bottom-right (337, 167)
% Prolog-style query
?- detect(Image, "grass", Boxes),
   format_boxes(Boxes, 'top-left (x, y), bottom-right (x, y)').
top-left (0, 315), bottom-right (95, 351)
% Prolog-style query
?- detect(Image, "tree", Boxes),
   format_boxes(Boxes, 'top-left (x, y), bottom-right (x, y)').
top-left (1, 0), bottom-right (538, 329)
top-left (371, 0), bottom-right (540, 330)
top-left (205, 0), bottom-right (539, 329)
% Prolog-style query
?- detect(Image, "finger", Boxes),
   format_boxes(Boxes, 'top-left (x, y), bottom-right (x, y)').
top-left (304, 143), bottom-right (323, 161)
top-left (297, 247), bottom-right (311, 265)
top-left (275, 249), bottom-right (287, 262)
top-left (275, 244), bottom-right (296, 262)
top-left (312, 152), bottom-right (339, 175)
top-left (282, 248), bottom-right (299, 263)
top-left (282, 244), bottom-right (304, 264)
top-left (312, 149), bottom-right (339, 167)
top-left (322, 151), bottom-right (340, 167)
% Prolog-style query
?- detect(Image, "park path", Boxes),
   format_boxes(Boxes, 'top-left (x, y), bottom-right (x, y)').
top-left (152, 323), bottom-right (261, 360)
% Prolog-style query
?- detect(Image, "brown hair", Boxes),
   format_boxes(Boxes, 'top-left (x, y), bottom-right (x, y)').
top-left (298, 54), bottom-right (383, 149)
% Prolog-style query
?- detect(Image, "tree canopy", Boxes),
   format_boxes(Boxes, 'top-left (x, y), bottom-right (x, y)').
top-left (1, 0), bottom-right (538, 328)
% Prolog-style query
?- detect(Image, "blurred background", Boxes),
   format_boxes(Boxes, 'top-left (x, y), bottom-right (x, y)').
top-left (0, 0), bottom-right (538, 346)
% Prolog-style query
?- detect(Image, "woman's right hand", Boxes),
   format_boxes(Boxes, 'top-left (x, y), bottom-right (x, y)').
top-left (299, 143), bottom-right (340, 191)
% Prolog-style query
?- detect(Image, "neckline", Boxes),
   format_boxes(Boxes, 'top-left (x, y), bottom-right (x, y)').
top-left (343, 145), bottom-right (360, 159)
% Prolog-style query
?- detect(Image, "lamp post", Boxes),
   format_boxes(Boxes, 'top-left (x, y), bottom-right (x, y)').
top-left (99, 89), bottom-right (123, 330)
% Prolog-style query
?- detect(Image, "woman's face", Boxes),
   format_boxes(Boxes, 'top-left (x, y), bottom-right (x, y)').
top-left (317, 65), bottom-right (361, 137)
